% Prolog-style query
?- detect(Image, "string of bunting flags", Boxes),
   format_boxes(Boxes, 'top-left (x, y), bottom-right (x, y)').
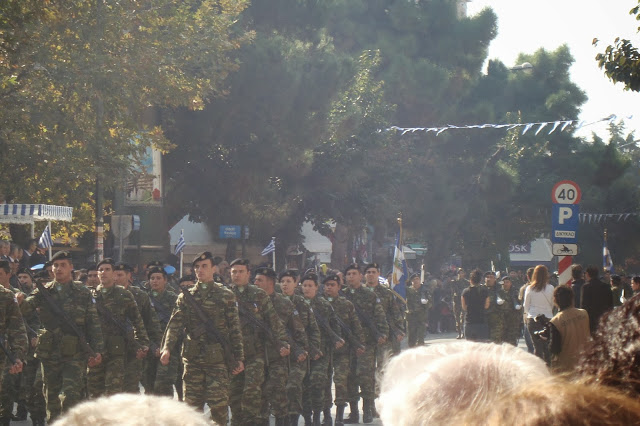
top-left (386, 114), bottom-right (632, 136)
top-left (579, 213), bottom-right (638, 224)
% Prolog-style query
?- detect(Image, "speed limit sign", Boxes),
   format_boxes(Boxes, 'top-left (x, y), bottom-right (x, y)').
top-left (551, 180), bottom-right (581, 205)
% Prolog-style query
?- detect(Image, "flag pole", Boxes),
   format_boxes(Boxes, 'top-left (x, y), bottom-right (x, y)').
top-left (272, 237), bottom-right (276, 271)
top-left (47, 221), bottom-right (52, 260)
top-left (180, 228), bottom-right (184, 278)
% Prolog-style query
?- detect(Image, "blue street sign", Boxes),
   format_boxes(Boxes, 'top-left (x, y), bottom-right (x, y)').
top-left (219, 225), bottom-right (241, 239)
top-left (551, 204), bottom-right (580, 243)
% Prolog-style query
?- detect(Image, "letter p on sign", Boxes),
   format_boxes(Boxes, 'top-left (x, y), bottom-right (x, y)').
top-left (559, 207), bottom-right (573, 224)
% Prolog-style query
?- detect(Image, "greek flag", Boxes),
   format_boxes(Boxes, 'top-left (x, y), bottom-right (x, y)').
top-left (38, 225), bottom-right (53, 249)
top-left (174, 230), bottom-right (186, 255)
top-left (261, 239), bottom-right (275, 256)
top-left (391, 234), bottom-right (407, 298)
top-left (603, 239), bottom-right (614, 273)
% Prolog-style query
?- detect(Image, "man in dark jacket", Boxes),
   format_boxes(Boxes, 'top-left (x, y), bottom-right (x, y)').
top-left (580, 266), bottom-right (613, 335)
top-left (570, 264), bottom-right (585, 309)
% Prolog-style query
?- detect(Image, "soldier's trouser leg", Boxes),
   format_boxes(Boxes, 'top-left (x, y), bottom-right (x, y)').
top-left (154, 352), bottom-right (179, 396)
top-left (407, 315), bottom-right (417, 347)
top-left (0, 367), bottom-right (18, 419)
top-left (230, 356), bottom-right (265, 424)
top-left (175, 359), bottom-right (184, 401)
top-left (103, 355), bottom-right (125, 395)
top-left (487, 313), bottom-right (504, 344)
top-left (323, 358), bottom-right (333, 411)
top-left (332, 353), bottom-right (350, 406)
top-left (286, 360), bottom-right (307, 415)
top-left (346, 352), bottom-right (359, 404)
top-left (306, 356), bottom-right (329, 412)
top-left (28, 361), bottom-right (46, 421)
top-left (86, 358), bottom-right (105, 398)
top-left (41, 355), bottom-right (86, 422)
top-left (143, 356), bottom-right (157, 393)
top-left (260, 358), bottom-right (289, 420)
top-left (183, 362), bottom-right (230, 426)
top-left (123, 355), bottom-right (143, 393)
top-left (453, 304), bottom-right (462, 334)
top-left (356, 345), bottom-right (376, 401)
top-left (374, 342), bottom-right (392, 397)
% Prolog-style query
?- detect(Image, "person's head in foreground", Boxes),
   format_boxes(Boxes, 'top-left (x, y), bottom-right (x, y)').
top-left (456, 378), bottom-right (640, 425)
top-left (575, 294), bottom-right (640, 397)
top-left (377, 342), bottom-right (550, 425)
top-left (51, 394), bottom-right (215, 426)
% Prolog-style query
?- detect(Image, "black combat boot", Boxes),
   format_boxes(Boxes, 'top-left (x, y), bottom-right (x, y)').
top-left (342, 402), bottom-right (359, 424)
top-left (313, 411), bottom-right (322, 426)
top-left (289, 413), bottom-right (301, 426)
top-left (322, 407), bottom-right (332, 426)
top-left (335, 404), bottom-right (346, 426)
top-left (362, 399), bottom-right (373, 424)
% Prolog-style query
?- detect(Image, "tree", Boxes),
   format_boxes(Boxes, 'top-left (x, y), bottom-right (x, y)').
top-left (0, 0), bottom-right (251, 241)
top-left (593, 1), bottom-right (640, 91)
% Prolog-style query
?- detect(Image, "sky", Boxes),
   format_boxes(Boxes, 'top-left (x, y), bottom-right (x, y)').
top-left (466, 1), bottom-right (640, 141)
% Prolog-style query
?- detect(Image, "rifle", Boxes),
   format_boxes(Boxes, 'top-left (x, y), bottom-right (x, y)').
top-left (35, 282), bottom-right (96, 357)
top-left (180, 287), bottom-right (236, 368)
top-left (332, 310), bottom-right (365, 351)
top-left (312, 305), bottom-right (344, 346)
top-left (94, 296), bottom-right (143, 351)
top-left (0, 336), bottom-right (17, 364)
top-left (236, 301), bottom-right (287, 351)
top-left (350, 301), bottom-right (385, 342)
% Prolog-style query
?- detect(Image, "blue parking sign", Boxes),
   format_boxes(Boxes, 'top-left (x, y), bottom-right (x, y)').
top-left (551, 204), bottom-right (580, 243)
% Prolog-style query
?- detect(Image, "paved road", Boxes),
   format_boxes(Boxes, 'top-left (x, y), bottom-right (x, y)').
top-left (11, 331), bottom-right (529, 425)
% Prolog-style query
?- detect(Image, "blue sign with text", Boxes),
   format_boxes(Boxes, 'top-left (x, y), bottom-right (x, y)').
top-left (551, 204), bottom-right (580, 244)
top-left (219, 225), bottom-right (241, 239)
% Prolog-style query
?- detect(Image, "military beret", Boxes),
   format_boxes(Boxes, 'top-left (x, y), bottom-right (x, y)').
top-left (44, 261), bottom-right (52, 268)
top-left (278, 269), bottom-right (299, 281)
top-left (230, 258), bottom-right (250, 268)
top-left (17, 268), bottom-right (33, 277)
top-left (254, 267), bottom-right (277, 280)
top-left (322, 274), bottom-right (340, 285)
top-left (344, 263), bottom-right (360, 274)
top-left (50, 251), bottom-right (72, 262)
top-left (484, 271), bottom-right (496, 277)
top-left (147, 260), bottom-right (164, 268)
top-left (114, 262), bottom-right (133, 273)
top-left (86, 263), bottom-right (97, 272)
top-left (364, 263), bottom-right (380, 272)
top-left (301, 272), bottom-right (319, 285)
top-left (179, 274), bottom-right (196, 285)
top-left (33, 270), bottom-right (50, 280)
top-left (500, 277), bottom-right (511, 284)
top-left (409, 272), bottom-right (420, 281)
top-left (192, 251), bottom-right (215, 266)
top-left (147, 266), bottom-right (167, 279)
top-left (97, 258), bottom-right (116, 268)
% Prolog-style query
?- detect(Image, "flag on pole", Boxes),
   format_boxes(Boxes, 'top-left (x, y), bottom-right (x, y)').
top-left (261, 239), bottom-right (276, 256)
top-left (391, 216), bottom-right (408, 298)
top-left (603, 238), bottom-right (614, 273)
top-left (38, 224), bottom-right (53, 249)
top-left (174, 230), bottom-right (186, 255)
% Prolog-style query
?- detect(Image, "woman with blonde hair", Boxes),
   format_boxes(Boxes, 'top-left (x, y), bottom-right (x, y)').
top-left (524, 265), bottom-right (554, 363)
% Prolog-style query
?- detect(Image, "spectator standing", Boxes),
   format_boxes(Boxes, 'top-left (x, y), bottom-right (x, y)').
top-left (548, 286), bottom-right (590, 373)
top-left (570, 264), bottom-right (584, 308)
top-left (461, 269), bottom-right (489, 342)
top-left (581, 265), bottom-right (614, 336)
top-left (524, 265), bottom-right (554, 363)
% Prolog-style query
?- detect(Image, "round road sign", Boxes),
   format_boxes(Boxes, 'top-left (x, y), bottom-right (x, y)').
top-left (551, 180), bottom-right (581, 204)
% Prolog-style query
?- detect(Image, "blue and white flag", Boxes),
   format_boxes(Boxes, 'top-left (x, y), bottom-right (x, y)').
top-left (261, 239), bottom-right (275, 256)
top-left (174, 230), bottom-right (186, 255)
top-left (603, 239), bottom-right (614, 273)
top-left (38, 224), bottom-right (53, 249)
top-left (391, 234), bottom-right (407, 298)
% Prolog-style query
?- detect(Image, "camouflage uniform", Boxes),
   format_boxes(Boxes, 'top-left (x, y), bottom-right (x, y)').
top-left (0, 286), bottom-right (28, 422)
top-left (22, 280), bottom-right (104, 422)
top-left (372, 284), bottom-right (404, 362)
top-left (147, 288), bottom-right (178, 396)
top-left (449, 278), bottom-right (467, 336)
top-left (18, 306), bottom-right (46, 423)
top-left (286, 293), bottom-right (321, 418)
top-left (486, 285), bottom-right (508, 344)
top-left (163, 281), bottom-right (244, 425)
top-left (230, 284), bottom-right (287, 426)
top-left (260, 292), bottom-right (307, 424)
top-left (406, 285), bottom-right (430, 347)
top-left (501, 285), bottom-right (522, 346)
top-left (323, 295), bottom-right (364, 411)
top-left (303, 295), bottom-right (342, 422)
top-left (87, 284), bottom-right (149, 397)
top-left (344, 286), bottom-right (388, 421)
top-left (124, 285), bottom-right (162, 394)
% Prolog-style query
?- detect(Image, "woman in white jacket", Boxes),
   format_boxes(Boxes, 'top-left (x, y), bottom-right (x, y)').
top-left (524, 265), bottom-right (554, 364)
